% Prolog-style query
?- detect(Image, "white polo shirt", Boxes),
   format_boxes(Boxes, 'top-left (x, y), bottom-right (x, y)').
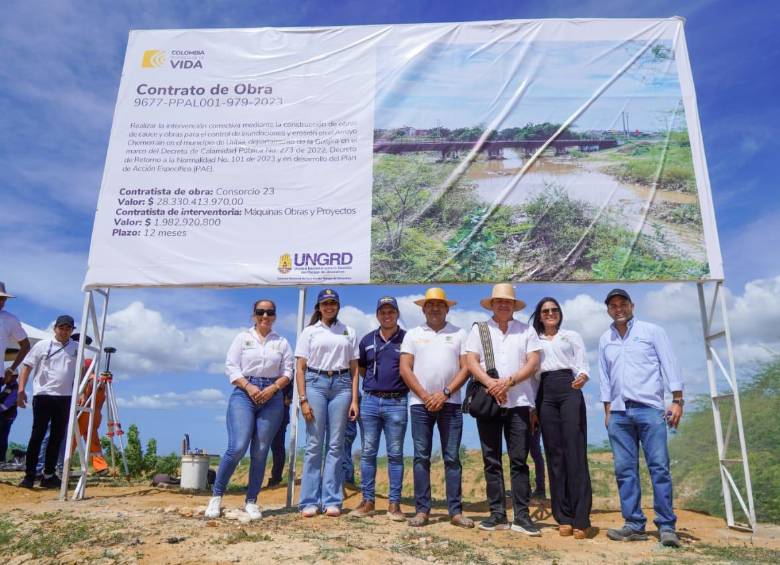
top-left (295, 319), bottom-right (359, 371)
top-left (21, 338), bottom-right (77, 397)
top-left (538, 329), bottom-right (590, 377)
top-left (0, 310), bottom-right (27, 364)
top-left (465, 318), bottom-right (542, 409)
top-left (401, 322), bottom-right (467, 406)
top-left (225, 328), bottom-right (294, 384)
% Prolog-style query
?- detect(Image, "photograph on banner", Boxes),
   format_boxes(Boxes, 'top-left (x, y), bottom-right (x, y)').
top-left (370, 38), bottom-right (711, 283)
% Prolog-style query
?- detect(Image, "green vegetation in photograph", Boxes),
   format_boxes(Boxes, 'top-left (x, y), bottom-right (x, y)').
top-left (669, 359), bottom-right (780, 524)
top-left (604, 130), bottom-right (697, 193)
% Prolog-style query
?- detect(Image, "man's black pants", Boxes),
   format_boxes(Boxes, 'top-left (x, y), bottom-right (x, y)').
top-left (538, 370), bottom-right (592, 529)
top-left (476, 406), bottom-right (532, 520)
top-left (25, 395), bottom-right (70, 480)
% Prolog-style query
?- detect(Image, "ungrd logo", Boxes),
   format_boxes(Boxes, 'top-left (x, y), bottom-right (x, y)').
top-left (141, 50), bottom-right (166, 68)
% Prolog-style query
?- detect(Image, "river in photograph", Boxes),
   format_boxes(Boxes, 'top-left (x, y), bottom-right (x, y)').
top-left (464, 148), bottom-right (705, 262)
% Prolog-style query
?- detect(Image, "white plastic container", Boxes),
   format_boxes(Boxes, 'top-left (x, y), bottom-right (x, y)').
top-left (180, 454), bottom-right (210, 490)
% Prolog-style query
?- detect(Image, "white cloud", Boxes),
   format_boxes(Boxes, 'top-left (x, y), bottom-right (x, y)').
top-left (103, 302), bottom-right (241, 376)
top-left (118, 388), bottom-right (227, 410)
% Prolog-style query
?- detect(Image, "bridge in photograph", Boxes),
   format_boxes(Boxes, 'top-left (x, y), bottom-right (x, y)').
top-left (373, 138), bottom-right (618, 159)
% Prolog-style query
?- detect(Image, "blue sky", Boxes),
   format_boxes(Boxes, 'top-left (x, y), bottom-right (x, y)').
top-left (2, 1), bottom-right (779, 457)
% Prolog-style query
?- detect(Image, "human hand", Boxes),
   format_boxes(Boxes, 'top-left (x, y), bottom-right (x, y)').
top-left (488, 378), bottom-right (511, 398)
top-left (425, 392), bottom-right (447, 412)
top-left (666, 402), bottom-right (683, 429)
top-left (300, 400), bottom-right (314, 422)
top-left (16, 390), bottom-right (27, 409)
top-left (530, 410), bottom-right (539, 435)
top-left (257, 385), bottom-right (277, 405)
top-left (349, 401), bottom-right (359, 421)
top-left (604, 411), bottom-right (610, 428)
top-left (571, 373), bottom-right (588, 390)
top-left (4, 367), bottom-right (16, 380)
top-left (245, 383), bottom-right (263, 404)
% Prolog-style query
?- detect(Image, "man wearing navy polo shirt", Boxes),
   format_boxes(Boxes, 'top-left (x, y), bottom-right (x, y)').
top-left (350, 296), bottom-right (408, 521)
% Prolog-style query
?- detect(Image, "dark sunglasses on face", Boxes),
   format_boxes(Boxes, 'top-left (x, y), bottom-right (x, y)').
top-left (254, 309), bottom-right (276, 317)
top-left (541, 307), bottom-right (560, 315)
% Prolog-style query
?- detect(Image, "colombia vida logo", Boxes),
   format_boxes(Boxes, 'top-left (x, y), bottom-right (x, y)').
top-left (141, 49), bottom-right (205, 69)
top-left (278, 253), bottom-right (292, 274)
top-left (141, 50), bottom-right (166, 68)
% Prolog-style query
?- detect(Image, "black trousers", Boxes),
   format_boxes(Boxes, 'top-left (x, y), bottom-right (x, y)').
top-left (269, 407), bottom-right (290, 482)
top-left (25, 395), bottom-right (70, 480)
top-left (538, 370), bottom-right (592, 529)
top-left (476, 406), bottom-right (531, 520)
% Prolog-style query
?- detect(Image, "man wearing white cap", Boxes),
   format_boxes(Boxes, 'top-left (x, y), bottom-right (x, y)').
top-left (465, 283), bottom-right (542, 536)
top-left (400, 287), bottom-right (473, 528)
top-left (0, 282), bottom-right (30, 380)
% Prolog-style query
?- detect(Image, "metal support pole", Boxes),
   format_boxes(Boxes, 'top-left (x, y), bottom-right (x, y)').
top-left (696, 281), bottom-right (756, 531)
top-left (60, 288), bottom-right (110, 501)
top-left (286, 287), bottom-right (307, 508)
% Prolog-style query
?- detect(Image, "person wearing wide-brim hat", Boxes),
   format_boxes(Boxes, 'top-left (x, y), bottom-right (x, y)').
top-left (465, 283), bottom-right (544, 535)
top-left (400, 287), bottom-right (473, 528)
top-left (0, 282), bottom-right (30, 381)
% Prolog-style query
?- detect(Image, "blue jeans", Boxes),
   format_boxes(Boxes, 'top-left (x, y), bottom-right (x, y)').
top-left (36, 428), bottom-right (67, 476)
top-left (359, 393), bottom-right (408, 503)
top-left (299, 370), bottom-right (353, 510)
top-left (343, 418), bottom-right (358, 484)
top-left (410, 403), bottom-right (464, 516)
top-left (212, 377), bottom-right (284, 502)
top-left (607, 401), bottom-right (676, 532)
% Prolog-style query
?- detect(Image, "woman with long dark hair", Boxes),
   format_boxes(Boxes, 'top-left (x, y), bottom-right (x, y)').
top-left (295, 289), bottom-right (360, 517)
top-left (206, 299), bottom-right (293, 520)
top-left (531, 297), bottom-right (592, 539)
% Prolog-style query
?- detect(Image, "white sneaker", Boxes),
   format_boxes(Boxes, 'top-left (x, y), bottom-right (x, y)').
top-left (245, 502), bottom-right (262, 521)
top-left (205, 496), bottom-right (222, 519)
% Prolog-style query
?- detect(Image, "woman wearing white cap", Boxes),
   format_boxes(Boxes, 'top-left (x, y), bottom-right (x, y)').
top-left (295, 289), bottom-right (360, 517)
top-left (530, 296), bottom-right (592, 539)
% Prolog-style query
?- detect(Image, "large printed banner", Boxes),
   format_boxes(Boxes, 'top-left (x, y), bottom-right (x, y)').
top-left (84, 18), bottom-right (723, 289)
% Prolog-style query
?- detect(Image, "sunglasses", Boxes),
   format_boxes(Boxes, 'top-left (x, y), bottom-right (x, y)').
top-left (541, 307), bottom-right (560, 315)
top-left (254, 309), bottom-right (276, 317)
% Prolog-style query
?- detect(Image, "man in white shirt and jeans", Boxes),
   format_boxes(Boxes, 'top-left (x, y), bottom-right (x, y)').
top-left (0, 282), bottom-right (30, 380)
top-left (400, 288), bottom-right (472, 528)
top-left (17, 315), bottom-right (78, 489)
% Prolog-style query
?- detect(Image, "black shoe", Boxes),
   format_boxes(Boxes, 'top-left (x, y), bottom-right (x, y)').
top-left (18, 477), bottom-right (35, 489)
top-left (511, 516), bottom-right (541, 537)
top-left (659, 530), bottom-right (681, 548)
top-left (39, 475), bottom-right (62, 489)
top-left (607, 526), bottom-right (649, 542)
top-left (267, 478), bottom-right (282, 488)
top-left (479, 514), bottom-right (510, 531)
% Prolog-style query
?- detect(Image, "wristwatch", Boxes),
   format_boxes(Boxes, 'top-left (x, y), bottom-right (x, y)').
top-left (299, 396), bottom-right (308, 405)
top-left (442, 387), bottom-right (452, 399)
top-left (672, 398), bottom-right (684, 407)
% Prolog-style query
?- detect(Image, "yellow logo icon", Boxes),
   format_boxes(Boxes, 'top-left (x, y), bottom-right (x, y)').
top-left (142, 50), bottom-right (166, 68)
top-left (278, 253), bottom-right (292, 274)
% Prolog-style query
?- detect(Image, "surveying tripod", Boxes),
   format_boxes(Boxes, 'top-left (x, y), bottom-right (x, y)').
top-left (97, 347), bottom-right (129, 476)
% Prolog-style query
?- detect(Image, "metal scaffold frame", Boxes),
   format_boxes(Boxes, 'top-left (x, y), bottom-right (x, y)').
top-left (697, 281), bottom-right (756, 531)
top-left (60, 288), bottom-right (112, 500)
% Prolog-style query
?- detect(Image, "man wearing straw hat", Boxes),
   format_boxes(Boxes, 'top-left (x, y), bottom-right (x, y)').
top-left (0, 282), bottom-right (30, 381)
top-left (465, 283), bottom-right (542, 536)
top-left (400, 287), bottom-right (473, 528)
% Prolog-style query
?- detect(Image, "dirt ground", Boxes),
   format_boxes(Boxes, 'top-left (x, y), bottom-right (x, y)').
top-left (1, 460), bottom-right (778, 564)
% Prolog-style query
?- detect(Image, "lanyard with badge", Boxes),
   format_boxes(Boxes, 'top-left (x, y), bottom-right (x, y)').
top-left (372, 329), bottom-right (397, 379)
top-left (36, 340), bottom-right (70, 381)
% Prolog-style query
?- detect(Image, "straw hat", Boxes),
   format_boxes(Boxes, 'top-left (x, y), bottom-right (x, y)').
top-left (0, 282), bottom-right (14, 298)
top-left (414, 287), bottom-right (456, 308)
top-left (479, 283), bottom-right (526, 311)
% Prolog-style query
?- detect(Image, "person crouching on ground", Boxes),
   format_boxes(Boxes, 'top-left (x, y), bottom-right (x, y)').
top-left (296, 289), bottom-right (360, 518)
top-left (206, 299), bottom-right (293, 520)
top-left (17, 315), bottom-right (77, 489)
top-left (350, 296), bottom-right (408, 521)
top-left (465, 284), bottom-right (542, 536)
top-left (400, 287), bottom-right (473, 529)
top-left (531, 296), bottom-right (593, 539)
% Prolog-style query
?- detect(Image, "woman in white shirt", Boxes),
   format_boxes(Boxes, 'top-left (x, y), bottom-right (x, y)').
top-left (295, 289), bottom-right (359, 518)
top-left (531, 297), bottom-right (593, 539)
top-left (206, 299), bottom-right (293, 520)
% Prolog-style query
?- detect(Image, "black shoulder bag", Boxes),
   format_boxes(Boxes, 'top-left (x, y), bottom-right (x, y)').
top-left (462, 322), bottom-right (501, 420)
